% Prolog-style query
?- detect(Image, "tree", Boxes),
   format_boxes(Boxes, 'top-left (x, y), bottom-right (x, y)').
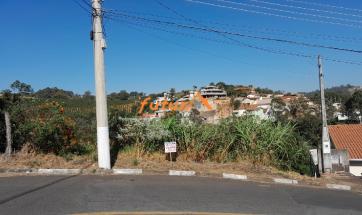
top-left (271, 97), bottom-right (287, 121)
top-left (118, 90), bottom-right (130, 100)
top-left (289, 97), bottom-right (309, 119)
top-left (294, 114), bottom-right (321, 147)
top-left (345, 90), bottom-right (362, 122)
top-left (108, 90), bottom-right (130, 101)
top-left (130, 91), bottom-right (141, 100)
top-left (181, 90), bottom-right (188, 96)
top-left (255, 87), bottom-right (274, 95)
top-left (83, 90), bottom-right (93, 98)
top-left (10, 80), bottom-right (33, 95)
top-left (216, 82), bottom-right (226, 89)
top-left (233, 99), bottom-right (241, 110)
top-left (170, 88), bottom-right (176, 99)
top-left (35, 87), bottom-right (75, 99)
top-left (0, 90), bottom-right (19, 156)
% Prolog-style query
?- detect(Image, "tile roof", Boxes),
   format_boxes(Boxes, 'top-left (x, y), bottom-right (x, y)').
top-left (329, 124), bottom-right (362, 160)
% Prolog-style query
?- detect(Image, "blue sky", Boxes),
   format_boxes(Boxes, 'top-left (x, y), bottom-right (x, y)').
top-left (0, 0), bottom-right (361, 95)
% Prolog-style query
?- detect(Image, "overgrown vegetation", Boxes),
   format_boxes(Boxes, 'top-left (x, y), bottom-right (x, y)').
top-left (110, 114), bottom-right (310, 173)
top-left (1, 81), bottom-right (361, 176)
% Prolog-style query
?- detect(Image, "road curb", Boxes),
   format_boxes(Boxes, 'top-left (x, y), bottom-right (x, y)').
top-left (273, 178), bottom-right (298, 185)
top-left (0, 168), bottom-right (357, 193)
top-left (113, 169), bottom-right (142, 175)
top-left (326, 183), bottom-right (351, 191)
top-left (0, 168), bottom-right (35, 173)
top-left (37, 169), bottom-right (82, 175)
top-left (222, 173), bottom-right (247, 180)
top-left (169, 170), bottom-right (196, 176)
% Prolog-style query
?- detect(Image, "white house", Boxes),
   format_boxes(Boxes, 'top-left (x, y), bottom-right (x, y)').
top-left (200, 85), bottom-right (227, 98)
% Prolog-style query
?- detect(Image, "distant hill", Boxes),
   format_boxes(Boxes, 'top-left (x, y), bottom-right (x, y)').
top-left (304, 84), bottom-right (361, 104)
top-left (306, 84), bottom-right (360, 95)
top-left (326, 85), bottom-right (360, 95)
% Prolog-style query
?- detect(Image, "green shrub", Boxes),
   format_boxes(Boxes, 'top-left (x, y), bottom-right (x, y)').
top-left (29, 102), bottom-right (78, 155)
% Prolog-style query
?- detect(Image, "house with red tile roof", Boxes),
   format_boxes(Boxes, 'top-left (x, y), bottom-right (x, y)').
top-left (329, 124), bottom-right (362, 176)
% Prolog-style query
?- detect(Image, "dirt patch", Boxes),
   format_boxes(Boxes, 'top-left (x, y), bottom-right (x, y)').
top-left (1, 150), bottom-right (361, 192)
top-left (112, 150), bottom-right (362, 191)
top-left (0, 152), bottom-right (95, 169)
top-left (114, 151), bottom-right (307, 181)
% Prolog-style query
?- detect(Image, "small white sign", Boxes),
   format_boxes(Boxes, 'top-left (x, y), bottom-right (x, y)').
top-left (164, 141), bottom-right (177, 153)
top-left (309, 149), bottom-right (318, 165)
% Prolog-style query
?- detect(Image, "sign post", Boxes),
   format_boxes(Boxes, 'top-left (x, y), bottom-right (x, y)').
top-left (164, 141), bottom-right (177, 164)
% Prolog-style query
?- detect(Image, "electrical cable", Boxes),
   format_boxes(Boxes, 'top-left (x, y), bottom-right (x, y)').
top-left (184, 0), bottom-right (362, 28)
top-left (103, 11), bottom-right (362, 54)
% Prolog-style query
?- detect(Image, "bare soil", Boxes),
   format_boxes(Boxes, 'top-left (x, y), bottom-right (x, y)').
top-left (0, 152), bottom-right (95, 169)
top-left (1, 150), bottom-right (361, 192)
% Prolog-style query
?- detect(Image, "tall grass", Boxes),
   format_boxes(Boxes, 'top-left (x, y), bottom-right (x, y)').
top-left (110, 115), bottom-right (310, 173)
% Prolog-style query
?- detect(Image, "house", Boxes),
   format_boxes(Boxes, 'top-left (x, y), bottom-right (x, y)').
top-left (154, 92), bottom-right (171, 105)
top-left (233, 103), bottom-right (271, 120)
top-left (197, 98), bottom-right (232, 122)
top-left (334, 112), bottom-right (349, 121)
top-left (241, 98), bottom-right (257, 105)
top-left (329, 124), bottom-right (362, 176)
top-left (255, 97), bottom-right (272, 109)
top-left (177, 90), bottom-right (196, 103)
top-left (200, 85), bottom-right (227, 98)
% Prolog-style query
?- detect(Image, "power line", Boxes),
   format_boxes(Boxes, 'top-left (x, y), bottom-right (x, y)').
top-left (284, 0), bottom-right (362, 14)
top-left (119, 20), bottom-right (240, 63)
top-left (105, 8), bottom-right (362, 43)
top-left (248, 0), bottom-right (362, 19)
top-left (153, 0), bottom-right (317, 61)
top-left (104, 17), bottom-right (318, 71)
top-left (105, 9), bottom-right (185, 21)
top-left (215, 0), bottom-right (362, 24)
top-left (80, 0), bottom-right (92, 8)
top-left (323, 57), bottom-right (362, 66)
top-left (209, 21), bottom-right (362, 43)
top-left (104, 13), bottom-right (362, 66)
top-left (184, 0), bottom-right (362, 28)
top-left (103, 11), bottom-right (362, 54)
top-left (71, 0), bottom-right (107, 38)
top-left (105, 13), bottom-right (362, 66)
top-left (107, 16), bottom-right (231, 45)
top-left (153, 0), bottom-right (197, 23)
top-left (71, 0), bottom-right (92, 14)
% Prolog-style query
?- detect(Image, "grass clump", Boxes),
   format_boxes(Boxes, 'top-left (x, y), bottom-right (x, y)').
top-left (110, 114), bottom-right (310, 174)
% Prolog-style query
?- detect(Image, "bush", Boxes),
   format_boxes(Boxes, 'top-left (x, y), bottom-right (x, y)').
top-left (109, 113), bottom-right (170, 157)
top-left (29, 101), bottom-right (78, 155)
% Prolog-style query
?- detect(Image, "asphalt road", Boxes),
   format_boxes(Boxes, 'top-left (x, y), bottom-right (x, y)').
top-left (0, 175), bottom-right (361, 215)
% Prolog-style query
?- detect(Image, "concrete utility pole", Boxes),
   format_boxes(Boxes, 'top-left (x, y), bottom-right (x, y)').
top-left (92, 0), bottom-right (111, 169)
top-left (318, 55), bottom-right (332, 173)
